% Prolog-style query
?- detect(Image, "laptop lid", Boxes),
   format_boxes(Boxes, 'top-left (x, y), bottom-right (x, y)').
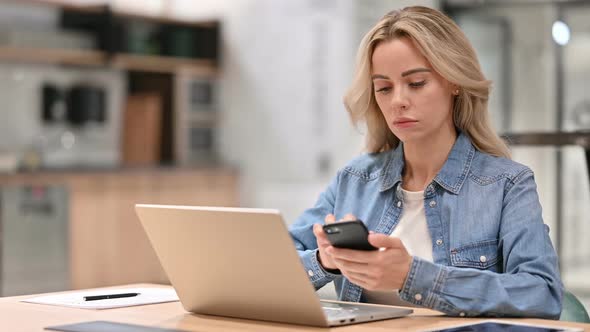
top-left (135, 204), bottom-right (411, 327)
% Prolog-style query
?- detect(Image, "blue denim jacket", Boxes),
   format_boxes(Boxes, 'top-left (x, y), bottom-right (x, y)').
top-left (289, 132), bottom-right (563, 319)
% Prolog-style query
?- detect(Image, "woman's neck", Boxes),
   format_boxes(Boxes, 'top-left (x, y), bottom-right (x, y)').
top-left (402, 129), bottom-right (457, 191)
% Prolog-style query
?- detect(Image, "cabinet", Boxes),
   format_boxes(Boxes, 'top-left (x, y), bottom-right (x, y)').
top-left (0, 0), bottom-right (221, 166)
top-left (0, 1), bottom-right (233, 292)
top-left (0, 168), bottom-right (238, 290)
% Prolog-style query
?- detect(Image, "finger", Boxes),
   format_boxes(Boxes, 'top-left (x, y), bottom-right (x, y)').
top-left (317, 238), bottom-right (333, 249)
top-left (325, 214), bottom-right (336, 224)
top-left (332, 259), bottom-right (370, 281)
top-left (342, 269), bottom-right (374, 283)
top-left (340, 213), bottom-right (357, 222)
top-left (332, 257), bottom-right (369, 274)
top-left (344, 273), bottom-right (372, 290)
top-left (328, 247), bottom-right (373, 264)
top-left (313, 223), bottom-right (323, 237)
top-left (313, 224), bottom-right (327, 239)
top-left (313, 224), bottom-right (330, 244)
top-left (368, 233), bottom-right (405, 249)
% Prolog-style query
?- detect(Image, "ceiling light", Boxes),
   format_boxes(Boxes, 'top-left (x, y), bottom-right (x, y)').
top-left (552, 20), bottom-right (570, 46)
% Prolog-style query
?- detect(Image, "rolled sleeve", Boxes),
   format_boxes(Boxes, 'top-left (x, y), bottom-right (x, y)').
top-left (299, 249), bottom-right (340, 289)
top-left (399, 257), bottom-right (461, 315)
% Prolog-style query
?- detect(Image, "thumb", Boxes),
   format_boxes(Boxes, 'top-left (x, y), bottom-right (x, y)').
top-left (368, 233), bottom-right (404, 249)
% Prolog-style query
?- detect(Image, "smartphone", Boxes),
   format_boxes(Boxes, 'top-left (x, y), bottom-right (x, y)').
top-left (323, 220), bottom-right (377, 251)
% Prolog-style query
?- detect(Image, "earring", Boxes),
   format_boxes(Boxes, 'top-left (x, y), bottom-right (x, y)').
top-left (454, 89), bottom-right (460, 95)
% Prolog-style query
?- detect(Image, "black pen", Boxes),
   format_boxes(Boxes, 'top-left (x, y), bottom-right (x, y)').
top-left (83, 292), bottom-right (140, 301)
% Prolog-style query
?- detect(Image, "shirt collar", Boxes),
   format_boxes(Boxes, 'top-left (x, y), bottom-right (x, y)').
top-left (379, 132), bottom-right (475, 194)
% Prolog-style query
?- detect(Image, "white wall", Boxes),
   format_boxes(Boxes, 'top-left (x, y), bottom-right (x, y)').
top-left (217, 0), bottom-right (359, 223)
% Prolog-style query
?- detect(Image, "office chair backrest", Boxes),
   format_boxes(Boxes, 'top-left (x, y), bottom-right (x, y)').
top-left (560, 290), bottom-right (590, 323)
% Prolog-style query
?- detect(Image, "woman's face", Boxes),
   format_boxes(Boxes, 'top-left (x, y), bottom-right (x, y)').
top-left (371, 37), bottom-right (456, 144)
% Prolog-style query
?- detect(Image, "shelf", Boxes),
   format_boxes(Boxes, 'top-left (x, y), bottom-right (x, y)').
top-left (0, 46), bottom-right (106, 66)
top-left (503, 131), bottom-right (590, 148)
top-left (0, 47), bottom-right (217, 75)
top-left (0, 165), bottom-right (235, 183)
top-left (111, 10), bottom-right (217, 28)
top-left (0, 1), bottom-right (219, 75)
top-left (13, 0), bottom-right (216, 27)
top-left (110, 53), bottom-right (217, 75)
top-left (2, 0), bottom-right (105, 14)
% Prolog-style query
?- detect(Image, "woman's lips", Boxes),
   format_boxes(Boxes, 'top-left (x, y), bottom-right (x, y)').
top-left (393, 119), bottom-right (418, 128)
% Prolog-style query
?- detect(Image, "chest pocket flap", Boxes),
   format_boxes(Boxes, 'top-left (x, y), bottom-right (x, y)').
top-left (450, 239), bottom-right (499, 269)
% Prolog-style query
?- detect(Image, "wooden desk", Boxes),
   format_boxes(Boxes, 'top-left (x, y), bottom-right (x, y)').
top-left (2, 284), bottom-right (589, 332)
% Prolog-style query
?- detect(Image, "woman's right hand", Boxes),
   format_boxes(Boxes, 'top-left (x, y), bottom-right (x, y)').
top-left (313, 213), bottom-right (356, 271)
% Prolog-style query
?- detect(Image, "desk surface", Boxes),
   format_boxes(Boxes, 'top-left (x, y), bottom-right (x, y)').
top-left (2, 284), bottom-right (589, 332)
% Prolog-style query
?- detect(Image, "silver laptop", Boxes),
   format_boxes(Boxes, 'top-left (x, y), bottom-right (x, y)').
top-left (135, 204), bottom-right (413, 327)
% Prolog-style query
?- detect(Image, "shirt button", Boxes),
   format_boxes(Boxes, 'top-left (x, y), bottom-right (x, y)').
top-left (308, 270), bottom-right (314, 277)
top-left (479, 256), bottom-right (487, 263)
top-left (436, 239), bottom-right (443, 246)
top-left (459, 312), bottom-right (466, 317)
top-left (397, 201), bottom-right (402, 208)
top-left (414, 293), bottom-right (423, 301)
top-left (429, 200), bottom-right (437, 208)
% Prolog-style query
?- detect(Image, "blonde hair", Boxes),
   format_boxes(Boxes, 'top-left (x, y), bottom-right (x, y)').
top-left (343, 6), bottom-right (510, 158)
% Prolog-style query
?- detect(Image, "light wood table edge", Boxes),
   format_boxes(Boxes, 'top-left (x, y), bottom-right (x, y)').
top-left (1, 284), bottom-right (589, 332)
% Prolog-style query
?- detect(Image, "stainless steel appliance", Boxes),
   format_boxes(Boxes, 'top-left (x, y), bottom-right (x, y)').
top-left (0, 185), bottom-right (69, 296)
top-left (0, 63), bottom-right (125, 169)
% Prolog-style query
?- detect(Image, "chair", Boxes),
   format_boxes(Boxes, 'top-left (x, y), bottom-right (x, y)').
top-left (560, 290), bottom-right (590, 323)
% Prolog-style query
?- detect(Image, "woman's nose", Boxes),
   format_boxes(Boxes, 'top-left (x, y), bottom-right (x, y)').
top-left (389, 89), bottom-right (410, 112)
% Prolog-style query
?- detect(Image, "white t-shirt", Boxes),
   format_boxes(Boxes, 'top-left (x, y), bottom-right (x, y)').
top-left (363, 189), bottom-right (433, 306)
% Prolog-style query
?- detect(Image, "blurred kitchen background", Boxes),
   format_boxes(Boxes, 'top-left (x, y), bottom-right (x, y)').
top-left (0, 0), bottom-right (588, 309)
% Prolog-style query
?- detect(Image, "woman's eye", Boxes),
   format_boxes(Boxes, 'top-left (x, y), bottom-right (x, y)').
top-left (375, 87), bottom-right (391, 93)
top-left (409, 80), bottom-right (426, 88)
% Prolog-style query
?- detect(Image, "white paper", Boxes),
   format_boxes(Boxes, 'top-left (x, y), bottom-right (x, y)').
top-left (21, 287), bottom-right (179, 310)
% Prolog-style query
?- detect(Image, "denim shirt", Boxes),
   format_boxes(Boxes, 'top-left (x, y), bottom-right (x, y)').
top-left (289, 132), bottom-right (563, 319)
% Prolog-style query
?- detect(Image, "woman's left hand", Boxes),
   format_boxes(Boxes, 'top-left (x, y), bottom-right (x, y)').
top-left (326, 233), bottom-right (413, 291)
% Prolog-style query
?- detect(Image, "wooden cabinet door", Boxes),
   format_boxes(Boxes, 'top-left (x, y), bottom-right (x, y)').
top-left (69, 170), bottom-right (238, 289)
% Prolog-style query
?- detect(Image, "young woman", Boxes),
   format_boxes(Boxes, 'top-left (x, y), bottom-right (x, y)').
top-left (288, 6), bottom-right (562, 319)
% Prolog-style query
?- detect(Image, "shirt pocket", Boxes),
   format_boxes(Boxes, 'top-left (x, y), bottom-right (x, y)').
top-left (450, 239), bottom-right (499, 270)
